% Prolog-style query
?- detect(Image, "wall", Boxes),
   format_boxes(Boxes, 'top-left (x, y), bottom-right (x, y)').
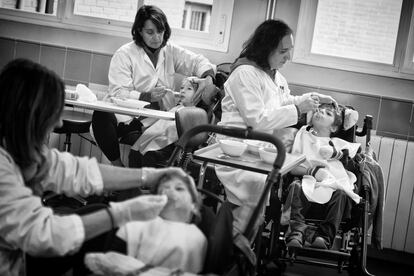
top-left (275, 0), bottom-right (414, 141)
top-left (1, 0), bottom-right (413, 141)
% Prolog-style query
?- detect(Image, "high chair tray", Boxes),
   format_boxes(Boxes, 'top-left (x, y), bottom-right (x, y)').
top-left (193, 143), bottom-right (305, 175)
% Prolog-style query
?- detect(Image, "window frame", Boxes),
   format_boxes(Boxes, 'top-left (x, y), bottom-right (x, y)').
top-left (0, 0), bottom-right (234, 52)
top-left (292, 0), bottom-right (414, 80)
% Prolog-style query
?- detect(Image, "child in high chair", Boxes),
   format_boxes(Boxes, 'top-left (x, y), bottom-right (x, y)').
top-left (285, 103), bottom-right (361, 250)
top-left (130, 76), bottom-right (200, 156)
top-left (86, 171), bottom-right (207, 274)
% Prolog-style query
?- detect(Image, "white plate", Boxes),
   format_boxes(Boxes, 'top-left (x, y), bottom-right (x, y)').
top-left (112, 98), bottom-right (150, 109)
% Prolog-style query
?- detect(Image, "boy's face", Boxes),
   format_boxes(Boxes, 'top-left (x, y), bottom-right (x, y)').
top-left (311, 106), bottom-right (337, 132)
top-left (179, 80), bottom-right (196, 106)
top-left (157, 176), bottom-right (194, 214)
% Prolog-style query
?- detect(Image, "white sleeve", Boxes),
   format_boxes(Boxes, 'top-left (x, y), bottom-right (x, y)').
top-left (0, 154), bottom-right (84, 256)
top-left (41, 149), bottom-right (103, 197)
top-left (108, 50), bottom-right (141, 99)
top-left (170, 43), bottom-right (216, 77)
top-left (225, 68), bottom-right (298, 130)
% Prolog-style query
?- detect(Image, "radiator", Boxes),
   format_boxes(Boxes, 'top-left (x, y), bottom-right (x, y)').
top-left (357, 135), bottom-right (414, 253)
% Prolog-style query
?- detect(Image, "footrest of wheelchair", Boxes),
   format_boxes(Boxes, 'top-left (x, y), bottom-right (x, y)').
top-left (292, 247), bottom-right (350, 261)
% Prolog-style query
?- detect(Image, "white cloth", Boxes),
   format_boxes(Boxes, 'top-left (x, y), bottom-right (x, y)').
top-left (117, 217), bottom-right (207, 273)
top-left (131, 106), bottom-right (181, 154)
top-left (291, 126), bottom-right (361, 203)
top-left (107, 41), bottom-right (215, 124)
top-left (0, 147), bottom-right (103, 276)
top-left (76, 83), bottom-right (97, 102)
top-left (215, 66), bottom-right (309, 206)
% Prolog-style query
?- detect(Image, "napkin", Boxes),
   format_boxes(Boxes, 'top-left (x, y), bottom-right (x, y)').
top-left (76, 84), bottom-right (97, 102)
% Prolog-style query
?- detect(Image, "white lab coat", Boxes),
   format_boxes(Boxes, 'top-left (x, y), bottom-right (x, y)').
top-left (0, 147), bottom-right (103, 276)
top-left (107, 41), bottom-right (215, 124)
top-left (215, 65), bottom-right (309, 233)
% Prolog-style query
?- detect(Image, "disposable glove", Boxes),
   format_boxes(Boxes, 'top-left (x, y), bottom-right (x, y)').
top-left (110, 194), bottom-right (167, 227)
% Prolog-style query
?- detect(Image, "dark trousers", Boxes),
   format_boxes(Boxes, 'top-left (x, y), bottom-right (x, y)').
top-left (128, 143), bottom-right (176, 168)
top-left (289, 181), bottom-right (352, 245)
top-left (91, 111), bottom-right (142, 162)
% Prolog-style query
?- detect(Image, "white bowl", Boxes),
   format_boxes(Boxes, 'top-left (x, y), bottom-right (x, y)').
top-left (218, 139), bottom-right (247, 157)
top-left (258, 147), bottom-right (278, 164)
top-left (112, 98), bottom-right (150, 109)
top-left (243, 140), bottom-right (273, 154)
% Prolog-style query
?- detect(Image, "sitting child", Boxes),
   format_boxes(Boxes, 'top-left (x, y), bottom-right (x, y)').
top-left (129, 77), bottom-right (201, 166)
top-left (85, 171), bottom-right (207, 274)
top-left (285, 103), bottom-right (361, 249)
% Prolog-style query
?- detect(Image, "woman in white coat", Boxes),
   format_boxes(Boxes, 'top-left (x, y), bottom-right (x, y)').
top-left (215, 20), bottom-right (337, 238)
top-left (92, 5), bottom-right (216, 167)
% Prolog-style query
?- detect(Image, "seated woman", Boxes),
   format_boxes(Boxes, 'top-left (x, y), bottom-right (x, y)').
top-left (0, 58), bottom-right (190, 276)
top-left (92, 5), bottom-right (217, 167)
top-left (85, 171), bottom-right (207, 274)
top-left (129, 77), bottom-right (201, 166)
top-left (285, 103), bottom-right (361, 249)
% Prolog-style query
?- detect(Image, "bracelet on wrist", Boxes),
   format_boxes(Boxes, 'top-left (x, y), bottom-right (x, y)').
top-left (104, 207), bottom-right (115, 229)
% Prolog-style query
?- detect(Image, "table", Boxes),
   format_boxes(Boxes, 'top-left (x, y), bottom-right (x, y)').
top-left (193, 143), bottom-right (305, 175)
top-left (65, 99), bottom-right (175, 120)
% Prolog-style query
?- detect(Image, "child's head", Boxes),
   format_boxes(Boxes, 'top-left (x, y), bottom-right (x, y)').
top-left (179, 77), bottom-right (199, 106)
top-left (310, 103), bottom-right (342, 136)
top-left (151, 171), bottom-right (200, 223)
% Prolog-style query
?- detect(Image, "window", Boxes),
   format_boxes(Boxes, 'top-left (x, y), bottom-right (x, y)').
top-left (0, 0), bottom-right (234, 52)
top-left (293, 0), bottom-right (414, 80)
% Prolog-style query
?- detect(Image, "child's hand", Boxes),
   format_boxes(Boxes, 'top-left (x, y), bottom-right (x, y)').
top-left (319, 145), bottom-right (334, 159)
top-left (314, 168), bottom-right (334, 182)
top-left (319, 141), bottom-right (343, 159)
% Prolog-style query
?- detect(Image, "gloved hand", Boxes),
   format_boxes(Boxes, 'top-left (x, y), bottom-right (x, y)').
top-left (140, 167), bottom-right (188, 188)
top-left (110, 194), bottom-right (168, 227)
top-left (319, 140), bottom-right (344, 160)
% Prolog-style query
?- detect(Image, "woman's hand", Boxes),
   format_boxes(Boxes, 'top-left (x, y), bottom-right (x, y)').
top-left (311, 92), bottom-right (337, 107)
top-left (192, 76), bottom-right (215, 104)
top-left (110, 194), bottom-right (168, 226)
top-left (148, 86), bottom-right (168, 102)
top-left (297, 94), bottom-right (319, 114)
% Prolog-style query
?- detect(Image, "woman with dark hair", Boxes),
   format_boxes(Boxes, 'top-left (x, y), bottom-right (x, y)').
top-left (215, 20), bottom-right (337, 237)
top-left (0, 58), bottom-right (189, 276)
top-left (92, 5), bottom-right (216, 167)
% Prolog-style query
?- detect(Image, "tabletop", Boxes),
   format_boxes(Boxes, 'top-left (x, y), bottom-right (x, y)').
top-left (193, 143), bottom-right (305, 175)
top-left (65, 99), bottom-right (175, 120)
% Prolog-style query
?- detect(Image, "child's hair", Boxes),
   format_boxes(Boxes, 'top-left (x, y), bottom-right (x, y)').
top-left (0, 59), bottom-right (65, 186)
top-left (151, 171), bottom-right (201, 222)
top-left (182, 77), bottom-right (199, 93)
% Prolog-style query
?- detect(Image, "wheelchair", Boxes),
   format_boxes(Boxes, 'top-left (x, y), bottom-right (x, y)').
top-left (255, 113), bottom-right (378, 276)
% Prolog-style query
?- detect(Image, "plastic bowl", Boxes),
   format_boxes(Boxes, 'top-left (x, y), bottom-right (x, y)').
top-left (243, 140), bottom-right (273, 154)
top-left (258, 147), bottom-right (278, 164)
top-left (218, 139), bottom-right (247, 157)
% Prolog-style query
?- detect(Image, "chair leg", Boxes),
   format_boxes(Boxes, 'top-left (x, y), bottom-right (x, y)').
top-left (64, 133), bottom-right (72, 152)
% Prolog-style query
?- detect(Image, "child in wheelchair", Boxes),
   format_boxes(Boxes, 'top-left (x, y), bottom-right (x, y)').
top-left (284, 103), bottom-right (361, 250)
top-left (129, 76), bottom-right (217, 167)
top-left (85, 170), bottom-right (207, 274)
